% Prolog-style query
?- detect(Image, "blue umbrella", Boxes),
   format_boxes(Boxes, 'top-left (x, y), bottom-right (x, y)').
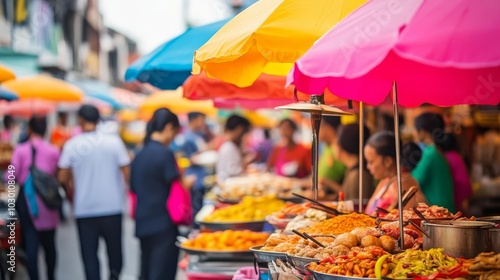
top-left (70, 80), bottom-right (124, 110)
top-left (0, 87), bottom-right (18, 101)
top-left (125, 19), bottom-right (230, 90)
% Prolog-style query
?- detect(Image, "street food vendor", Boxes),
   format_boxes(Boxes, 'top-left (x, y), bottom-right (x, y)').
top-left (412, 113), bottom-right (456, 212)
top-left (216, 115), bottom-right (252, 183)
top-left (267, 118), bottom-right (311, 178)
top-left (364, 131), bottom-right (428, 215)
top-left (321, 123), bottom-right (374, 201)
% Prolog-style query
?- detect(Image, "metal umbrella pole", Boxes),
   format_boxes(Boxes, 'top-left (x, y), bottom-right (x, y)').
top-left (276, 94), bottom-right (352, 201)
top-left (392, 81), bottom-right (405, 250)
top-left (310, 110), bottom-right (322, 201)
top-left (358, 102), bottom-right (364, 213)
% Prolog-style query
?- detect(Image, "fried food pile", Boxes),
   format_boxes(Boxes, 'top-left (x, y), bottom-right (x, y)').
top-left (384, 203), bottom-right (459, 220)
top-left (182, 230), bottom-right (270, 251)
top-left (303, 213), bottom-right (376, 235)
top-left (308, 246), bottom-right (389, 278)
top-left (469, 252), bottom-right (500, 280)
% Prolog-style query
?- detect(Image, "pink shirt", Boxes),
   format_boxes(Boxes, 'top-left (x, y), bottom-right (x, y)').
top-left (445, 151), bottom-right (473, 212)
top-left (9, 137), bottom-right (60, 230)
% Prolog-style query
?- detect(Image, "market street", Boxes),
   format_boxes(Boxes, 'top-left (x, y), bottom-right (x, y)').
top-left (14, 213), bottom-right (186, 280)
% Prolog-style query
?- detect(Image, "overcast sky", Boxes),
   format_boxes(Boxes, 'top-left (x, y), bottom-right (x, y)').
top-left (99, 0), bottom-right (234, 54)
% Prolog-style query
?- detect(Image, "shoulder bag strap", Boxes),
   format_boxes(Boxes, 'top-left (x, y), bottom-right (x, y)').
top-left (30, 144), bottom-right (37, 170)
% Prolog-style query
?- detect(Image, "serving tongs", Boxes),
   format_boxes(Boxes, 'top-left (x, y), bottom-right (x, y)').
top-left (412, 206), bottom-right (429, 223)
top-left (292, 192), bottom-right (345, 216)
top-left (291, 229), bottom-right (327, 248)
top-left (303, 232), bottom-right (327, 248)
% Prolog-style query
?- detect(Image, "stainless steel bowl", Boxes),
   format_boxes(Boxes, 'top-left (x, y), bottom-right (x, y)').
top-left (176, 242), bottom-right (254, 260)
top-left (198, 220), bottom-right (265, 231)
top-left (250, 245), bottom-right (287, 263)
top-left (306, 265), bottom-right (376, 280)
top-left (422, 220), bottom-right (495, 259)
top-left (286, 254), bottom-right (318, 274)
top-left (477, 216), bottom-right (500, 224)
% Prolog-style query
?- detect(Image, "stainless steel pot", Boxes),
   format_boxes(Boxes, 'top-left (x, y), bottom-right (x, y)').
top-left (422, 220), bottom-right (495, 259)
top-left (491, 229), bottom-right (500, 253)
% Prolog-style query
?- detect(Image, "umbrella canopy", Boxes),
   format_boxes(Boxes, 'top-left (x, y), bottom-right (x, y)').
top-left (69, 79), bottom-right (124, 110)
top-left (2, 76), bottom-right (83, 102)
top-left (0, 87), bottom-right (18, 101)
top-left (193, 0), bottom-right (366, 87)
top-left (111, 88), bottom-right (145, 108)
top-left (125, 19), bottom-right (230, 90)
top-left (139, 89), bottom-right (217, 119)
top-left (183, 71), bottom-right (357, 110)
top-left (0, 64), bottom-right (16, 82)
top-left (289, 0), bottom-right (500, 107)
top-left (0, 99), bottom-right (57, 118)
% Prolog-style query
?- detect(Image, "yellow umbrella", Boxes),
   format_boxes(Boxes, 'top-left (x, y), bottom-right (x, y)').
top-left (193, 0), bottom-right (366, 87)
top-left (0, 64), bottom-right (16, 82)
top-left (243, 111), bottom-right (277, 128)
top-left (117, 108), bottom-right (139, 122)
top-left (139, 88), bottom-right (217, 119)
top-left (2, 75), bottom-right (83, 102)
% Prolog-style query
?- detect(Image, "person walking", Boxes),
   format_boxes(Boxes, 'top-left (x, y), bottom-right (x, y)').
top-left (9, 116), bottom-right (59, 280)
top-left (131, 108), bottom-right (194, 280)
top-left (58, 105), bottom-right (131, 280)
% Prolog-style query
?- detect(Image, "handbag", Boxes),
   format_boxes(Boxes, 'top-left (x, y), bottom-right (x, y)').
top-left (167, 179), bottom-right (192, 226)
top-left (30, 145), bottom-right (63, 210)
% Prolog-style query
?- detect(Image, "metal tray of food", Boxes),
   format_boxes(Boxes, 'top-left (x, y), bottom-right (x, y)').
top-left (198, 220), bottom-right (266, 231)
top-left (286, 254), bottom-right (319, 274)
top-left (306, 267), bottom-right (377, 280)
top-left (177, 242), bottom-right (254, 259)
top-left (250, 245), bottom-right (287, 263)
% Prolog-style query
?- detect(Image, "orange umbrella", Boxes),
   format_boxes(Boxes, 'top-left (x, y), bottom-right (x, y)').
top-left (2, 75), bottom-right (83, 102)
top-left (183, 71), bottom-right (357, 110)
top-left (0, 64), bottom-right (16, 82)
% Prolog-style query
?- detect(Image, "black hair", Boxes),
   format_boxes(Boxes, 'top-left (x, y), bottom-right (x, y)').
top-left (337, 123), bottom-right (370, 155)
top-left (263, 128), bottom-right (271, 139)
top-left (414, 113), bottom-right (445, 143)
top-left (28, 116), bottom-right (47, 136)
top-left (78, 104), bottom-right (100, 124)
top-left (438, 133), bottom-right (459, 152)
top-left (144, 108), bottom-right (180, 143)
top-left (225, 115), bottom-right (251, 132)
top-left (58, 111), bottom-right (68, 118)
top-left (366, 131), bottom-right (400, 160)
top-left (3, 115), bottom-right (13, 129)
top-left (401, 142), bottom-right (422, 172)
top-left (279, 118), bottom-right (298, 132)
top-left (321, 116), bottom-right (341, 130)
top-left (188, 112), bottom-right (205, 122)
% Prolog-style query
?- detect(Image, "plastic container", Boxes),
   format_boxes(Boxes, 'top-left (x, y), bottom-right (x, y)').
top-left (233, 267), bottom-right (259, 280)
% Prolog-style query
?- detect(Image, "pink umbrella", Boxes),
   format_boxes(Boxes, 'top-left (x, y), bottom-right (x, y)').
top-left (289, 0), bottom-right (500, 107)
top-left (0, 99), bottom-right (56, 118)
top-left (288, 0), bottom-right (500, 249)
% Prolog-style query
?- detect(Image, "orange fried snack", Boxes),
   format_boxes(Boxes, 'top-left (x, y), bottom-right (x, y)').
top-left (303, 213), bottom-right (376, 235)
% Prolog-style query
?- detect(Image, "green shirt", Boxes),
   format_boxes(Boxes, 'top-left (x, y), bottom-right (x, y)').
top-left (411, 144), bottom-right (456, 212)
top-left (318, 145), bottom-right (346, 184)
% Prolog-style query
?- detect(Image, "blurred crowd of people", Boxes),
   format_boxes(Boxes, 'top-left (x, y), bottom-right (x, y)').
top-left (0, 104), bottom-right (498, 280)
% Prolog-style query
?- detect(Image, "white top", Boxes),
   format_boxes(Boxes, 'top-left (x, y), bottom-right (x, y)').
top-left (58, 130), bottom-right (131, 218)
top-left (216, 141), bottom-right (243, 184)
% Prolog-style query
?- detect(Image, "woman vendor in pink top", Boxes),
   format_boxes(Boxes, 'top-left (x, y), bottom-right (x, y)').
top-left (9, 116), bottom-right (60, 280)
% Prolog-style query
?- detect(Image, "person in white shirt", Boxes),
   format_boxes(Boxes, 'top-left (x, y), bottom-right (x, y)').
top-left (216, 115), bottom-right (252, 184)
top-left (58, 105), bottom-right (130, 280)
